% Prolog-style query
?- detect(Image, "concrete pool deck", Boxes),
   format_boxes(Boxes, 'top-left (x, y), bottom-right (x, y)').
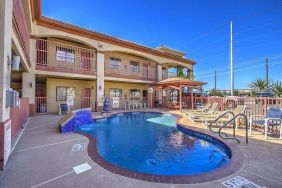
top-left (0, 110), bottom-right (282, 188)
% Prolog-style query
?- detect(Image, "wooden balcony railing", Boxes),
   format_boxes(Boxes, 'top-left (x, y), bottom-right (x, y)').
top-left (36, 39), bottom-right (97, 75)
top-left (12, 0), bottom-right (30, 65)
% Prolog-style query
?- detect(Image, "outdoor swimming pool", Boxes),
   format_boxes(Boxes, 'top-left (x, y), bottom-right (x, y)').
top-left (78, 112), bottom-right (230, 176)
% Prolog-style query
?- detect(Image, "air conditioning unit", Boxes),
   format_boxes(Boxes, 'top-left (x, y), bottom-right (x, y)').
top-left (6, 89), bottom-right (19, 107)
top-left (11, 56), bottom-right (21, 71)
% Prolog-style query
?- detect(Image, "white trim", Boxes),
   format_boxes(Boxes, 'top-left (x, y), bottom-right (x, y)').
top-left (15, 138), bottom-right (86, 153)
top-left (35, 70), bottom-right (97, 80)
top-left (31, 171), bottom-right (74, 188)
top-left (104, 76), bottom-right (153, 83)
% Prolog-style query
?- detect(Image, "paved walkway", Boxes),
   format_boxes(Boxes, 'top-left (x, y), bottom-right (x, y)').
top-left (0, 112), bottom-right (282, 188)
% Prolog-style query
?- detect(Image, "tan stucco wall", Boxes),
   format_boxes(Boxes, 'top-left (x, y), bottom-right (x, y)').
top-left (46, 78), bottom-right (96, 113)
top-left (0, 0), bottom-right (13, 122)
top-left (104, 81), bottom-right (148, 99)
top-left (34, 25), bottom-right (193, 70)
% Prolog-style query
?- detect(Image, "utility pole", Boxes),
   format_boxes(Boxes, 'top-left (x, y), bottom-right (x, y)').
top-left (214, 70), bottom-right (217, 90)
top-left (230, 21), bottom-right (234, 96)
top-left (265, 58), bottom-right (269, 91)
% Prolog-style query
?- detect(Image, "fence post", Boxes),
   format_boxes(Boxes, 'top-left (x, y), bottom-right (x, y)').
top-left (264, 97), bottom-right (267, 116)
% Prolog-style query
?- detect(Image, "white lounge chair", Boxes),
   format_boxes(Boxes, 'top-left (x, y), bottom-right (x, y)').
top-left (249, 107), bottom-right (282, 139)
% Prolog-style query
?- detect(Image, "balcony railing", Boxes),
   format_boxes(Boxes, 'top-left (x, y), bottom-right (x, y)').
top-left (36, 39), bottom-right (97, 75)
top-left (35, 97), bottom-right (97, 114)
top-left (13, 0), bottom-right (30, 65)
top-left (105, 63), bottom-right (157, 81)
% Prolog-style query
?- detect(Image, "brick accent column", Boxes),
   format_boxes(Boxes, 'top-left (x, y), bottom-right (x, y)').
top-left (157, 64), bottom-right (162, 81)
top-left (96, 52), bottom-right (105, 112)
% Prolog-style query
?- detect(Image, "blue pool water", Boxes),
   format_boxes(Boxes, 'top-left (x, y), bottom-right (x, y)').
top-left (78, 112), bottom-right (230, 175)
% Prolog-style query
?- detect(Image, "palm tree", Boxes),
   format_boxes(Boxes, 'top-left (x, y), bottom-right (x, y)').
top-left (177, 69), bottom-right (185, 78)
top-left (248, 78), bottom-right (268, 96)
top-left (209, 88), bottom-right (224, 97)
top-left (271, 81), bottom-right (282, 97)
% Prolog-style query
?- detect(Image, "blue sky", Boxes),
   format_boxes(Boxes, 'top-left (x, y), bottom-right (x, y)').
top-left (42, 0), bottom-right (282, 90)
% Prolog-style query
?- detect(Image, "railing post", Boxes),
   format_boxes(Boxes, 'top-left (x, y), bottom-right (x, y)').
top-left (264, 97), bottom-right (267, 116)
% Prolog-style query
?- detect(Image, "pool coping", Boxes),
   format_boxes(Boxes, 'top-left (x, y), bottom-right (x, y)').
top-left (76, 111), bottom-right (244, 184)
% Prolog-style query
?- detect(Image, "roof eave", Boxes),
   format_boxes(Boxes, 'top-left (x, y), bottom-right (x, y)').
top-left (31, 0), bottom-right (196, 65)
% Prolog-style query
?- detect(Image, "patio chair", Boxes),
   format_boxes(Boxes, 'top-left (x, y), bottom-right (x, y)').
top-left (186, 103), bottom-right (212, 113)
top-left (58, 103), bottom-right (70, 115)
top-left (186, 103), bottom-right (219, 118)
top-left (197, 105), bottom-right (246, 129)
top-left (167, 101), bottom-right (179, 109)
top-left (124, 101), bottom-right (130, 110)
top-left (142, 101), bottom-right (148, 109)
top-left (132, 101), bottom-right (139, 110)
top-left (249, 107), bottom-right (282, 139)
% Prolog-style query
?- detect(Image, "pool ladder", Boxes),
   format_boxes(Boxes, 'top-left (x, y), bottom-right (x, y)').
top-left (208, 110), bottom-right (248, 144)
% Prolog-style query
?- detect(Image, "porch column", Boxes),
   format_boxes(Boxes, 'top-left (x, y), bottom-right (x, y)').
top-left (22, 38), bottom-right (36, 115)
top-left (200, 86), bottom-right (203, 104)
top-left (96, 51), bottom-right (105, 111)
top-left (0, 0), bottom-right (13, 168)
top-left (191, 88), bottom-right (194, 109)
top-left (22, 73), bottom-right (35, 114)
top-left (157, 64), bottom-right (162, 81)
top-left (179, 85), bottom-right (182, 112)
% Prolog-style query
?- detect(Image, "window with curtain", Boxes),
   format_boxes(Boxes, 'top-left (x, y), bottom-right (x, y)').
top-left (109, 57), bottom-right (122, 69)
top-left (56, 86), bottom-right (75, 101)
top-left (130, 61), bottom-right (139, 72)
top-left (109, 88), bottom-right (122, 98)
top-left (56, 47), bottom-right (75, 63)
top-left (130, 89), bottom-right (141, 98)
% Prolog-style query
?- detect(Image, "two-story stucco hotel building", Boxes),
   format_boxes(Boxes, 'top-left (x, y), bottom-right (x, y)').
top-left (0, 0), bottom-right (202, 168)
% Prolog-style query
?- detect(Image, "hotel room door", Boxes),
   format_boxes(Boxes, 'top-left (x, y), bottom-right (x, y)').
top-left (81, 88), bottom-right (91, 108)
top-left (143, 64), bottom-right (149, 78)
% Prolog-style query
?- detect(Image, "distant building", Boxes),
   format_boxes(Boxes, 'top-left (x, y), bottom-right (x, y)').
top-left (219, 89), bottom-right (253, 97)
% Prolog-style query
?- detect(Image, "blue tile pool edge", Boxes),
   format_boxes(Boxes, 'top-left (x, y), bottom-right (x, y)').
top-left (74, 111), bottom-right (244, 184)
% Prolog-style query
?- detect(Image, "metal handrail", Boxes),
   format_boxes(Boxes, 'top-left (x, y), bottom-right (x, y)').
top-left (218, 113), bottom-right (248, 144)
top-left (208, 110), bottom-right (235, 134)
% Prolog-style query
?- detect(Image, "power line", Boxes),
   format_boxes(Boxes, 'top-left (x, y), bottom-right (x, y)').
top-left (185, 4), bottom-right (282, 49)
top-left (197, 61), bottom-right (282, 79)
top-left (234, 29), bottom-right (282, 44)
top-left (195, 53), bottom-right (282, 76)
top-left (196, 56), bottom-right (282, 77)
top-left (234, 40), bottom-right (282, 52)
top-left (234, 20), bottom-right (282, 35)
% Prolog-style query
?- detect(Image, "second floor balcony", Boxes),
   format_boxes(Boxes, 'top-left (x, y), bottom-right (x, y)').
top-left (104, 54), bottom-right (158, 81)
top-left (36, 39), bottom-right (97, 76)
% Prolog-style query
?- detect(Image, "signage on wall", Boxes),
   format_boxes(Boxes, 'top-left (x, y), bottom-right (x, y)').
top-left (4, 120), bottom-right (11, 166)
top-left (148, 88), bottom-right (154, 94)
top-left (97, 96), bottom-right (104, 107)
top-left (112, 97), bottom-right (120, 108)
top-left (67, 96), bottom-right (74, 106)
